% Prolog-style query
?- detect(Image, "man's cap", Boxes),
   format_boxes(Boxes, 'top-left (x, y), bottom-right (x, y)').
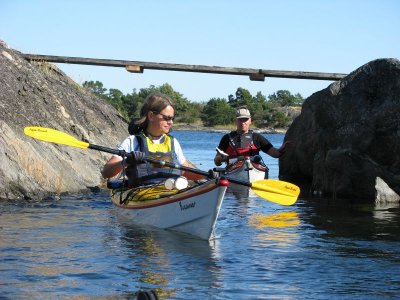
top-left (236, 107), bottom-right (251, 119)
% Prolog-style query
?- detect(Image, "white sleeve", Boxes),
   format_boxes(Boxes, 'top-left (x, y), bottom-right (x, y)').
top-left (117, 136), bottom-right (185, 163)
top-left (116, 136), bottom-right (139, 155)
top-left (173, 138), bottom-right (186, 164)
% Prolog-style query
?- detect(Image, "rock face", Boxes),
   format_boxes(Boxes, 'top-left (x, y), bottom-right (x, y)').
top-left (280, 58), bottom-right (400, 200)
top-left (375, 177), bottom-right (400, 203)
top-left (0, 41), bottom-right (128, 200)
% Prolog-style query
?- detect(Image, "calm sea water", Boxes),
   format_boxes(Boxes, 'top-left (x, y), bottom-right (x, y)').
top-left (1, 131), bottom-right (400, 299)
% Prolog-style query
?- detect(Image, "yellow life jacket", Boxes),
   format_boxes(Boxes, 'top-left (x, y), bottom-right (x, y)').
top-left (125, 133), bottom-right (180, 187)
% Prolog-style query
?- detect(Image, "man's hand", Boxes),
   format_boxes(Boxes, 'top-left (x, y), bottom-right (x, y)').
top-left (216, 147), bottom-right (229, 158)
top-left (208, 169), bottom-right (219, 179)
top-left (215, 147), bottom-right (229, 166)
top-left (278, 141), bottom-right (292, 156)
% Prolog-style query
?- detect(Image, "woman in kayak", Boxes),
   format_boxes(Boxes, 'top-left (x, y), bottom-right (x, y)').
top-left (214, 106), bottom-right (289, 166)
top-left (102, 92), bottom-right (207, 187)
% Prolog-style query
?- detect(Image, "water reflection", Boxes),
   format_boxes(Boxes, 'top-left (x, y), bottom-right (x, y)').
top-left (226, 184), bottom-right (251, 200)
top-left (0, 197), bottom-right (115, 299)
top-left (110, 210), bottom-right (222, 299)
top-left (226, 184), bottom-right (263, 202)
top-left (249, 211), bottom-right (300, 228)
top-left (299, 196), bottom-right (400, 241)
top-left (222, 187), bottom-right (260, 220)
top-left (373, 201), bottom-right (400, 222)
top-left (248, 211), bottom-right (300, 248)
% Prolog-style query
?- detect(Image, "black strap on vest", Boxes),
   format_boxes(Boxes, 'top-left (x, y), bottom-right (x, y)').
top-left (228, 130), bottom-right (255, 156)
top-left (125, 133), bottom-right (179, 188)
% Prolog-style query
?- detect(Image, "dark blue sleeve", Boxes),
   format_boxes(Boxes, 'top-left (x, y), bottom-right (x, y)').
top-left (217, 134), bottom-right (230, 151)
top-left (253, 133), bottom-right (273, 153)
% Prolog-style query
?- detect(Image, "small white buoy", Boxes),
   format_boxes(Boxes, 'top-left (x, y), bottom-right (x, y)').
top-left (175, 177), bottom-right (188, 190)
top-left (164, 178), bottom-right (175, 190)
top-left (164, 177), bottom-right (188, 190)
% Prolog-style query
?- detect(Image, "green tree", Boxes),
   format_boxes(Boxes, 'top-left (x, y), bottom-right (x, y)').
top-left (201, 98), bottom-right (235, 126)
top-left (248, 91), bottom-right (268, 126)
top-left (228, 87), bottom-right (253, 108)
top-left (268, 90), bottom-right (304, 107)
top-left (107, 88), bottom-right (124, 106)
top-left (158, 83), bottom-right (189, 117)
top-left (129, 83), bottom-right (192, 122)
top-left (180, 102), bottom-right (204, 123)
top-left (271, 111), bottom-right (290, 128)
top-left (123, 90), bottom-right (143, 120)
top-left (82, 81), bottom-right (107, 97)
top-left (82, 79), bottom-right (302, 129)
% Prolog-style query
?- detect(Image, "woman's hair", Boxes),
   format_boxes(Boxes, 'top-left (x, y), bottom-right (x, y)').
top-left (129, 92), bottom-right (175, 134)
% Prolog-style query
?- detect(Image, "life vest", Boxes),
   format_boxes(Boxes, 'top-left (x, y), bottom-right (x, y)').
top-left (125, 133), bottom-right (181, 187)
top-left (225, 130), bottom-right (260, 158)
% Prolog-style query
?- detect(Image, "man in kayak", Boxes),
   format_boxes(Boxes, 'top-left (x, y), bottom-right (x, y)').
top-left (102, 92), bottom-right (209, 187)
top-left (214, 106), bottom-right (289, 167)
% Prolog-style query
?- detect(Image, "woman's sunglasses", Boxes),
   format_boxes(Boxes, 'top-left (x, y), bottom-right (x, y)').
top-left (152, 111), bottom-right (175, 121)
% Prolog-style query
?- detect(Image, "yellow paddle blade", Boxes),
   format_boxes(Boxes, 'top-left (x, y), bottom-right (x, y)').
top-left (251, 179), bottom-right (300, 206)
top-left (24, 127), bottom-right (90, 149)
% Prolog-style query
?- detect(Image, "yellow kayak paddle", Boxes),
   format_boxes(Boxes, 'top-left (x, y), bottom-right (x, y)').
top-left (24, 126), bottom-right (300, 205)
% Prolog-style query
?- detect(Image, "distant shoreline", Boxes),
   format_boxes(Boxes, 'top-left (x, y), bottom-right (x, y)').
top-left (172, 123), bottom-right (287, 134)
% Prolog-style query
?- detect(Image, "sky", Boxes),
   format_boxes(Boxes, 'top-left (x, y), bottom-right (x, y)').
top-left (1, 0), bottom-right (399, 102)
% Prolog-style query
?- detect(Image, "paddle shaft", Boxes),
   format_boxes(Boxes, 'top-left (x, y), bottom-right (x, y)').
top-left (90, 143), bottom-right (252, 185)
top-left (89, 144), bottom-right (124, 156)
top-left (147, 157), bottom-right (251, 187)
top-left (88, 143), bottom-right (211, 177)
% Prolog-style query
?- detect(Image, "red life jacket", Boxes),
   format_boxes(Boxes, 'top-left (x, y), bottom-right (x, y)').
top-left (225, 130), bottom-right (260, 158)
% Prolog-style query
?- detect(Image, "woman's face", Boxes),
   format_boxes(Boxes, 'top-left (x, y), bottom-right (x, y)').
top-left (148, 105), bottom-right (175, 134)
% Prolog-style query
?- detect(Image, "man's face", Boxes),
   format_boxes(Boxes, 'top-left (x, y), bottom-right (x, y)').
top-left (236, 117), bottom-right (251, 134)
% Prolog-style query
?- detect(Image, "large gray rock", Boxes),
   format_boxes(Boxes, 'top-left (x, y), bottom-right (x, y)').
top-left (0, 41), bottom-right (128, 200)
top-left (280, 58), bottom-right (400, 200)
top-left (375, 177), bottom-right (400, 203)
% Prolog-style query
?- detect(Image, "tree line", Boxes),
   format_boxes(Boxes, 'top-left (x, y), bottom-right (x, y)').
top-left (82, 81), bottom-right (304, 128)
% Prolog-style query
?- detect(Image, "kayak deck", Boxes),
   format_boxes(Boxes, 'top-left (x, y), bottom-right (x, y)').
top-left (216, 157), bottom-right (268, 183)
top-left (110, 178), bottom-right (229, 240)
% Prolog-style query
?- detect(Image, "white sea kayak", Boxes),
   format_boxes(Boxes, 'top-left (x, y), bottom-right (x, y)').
top-left (110, 178), bottom-right (229, 240)
top-left (215, 156), bottom-right (268, 183)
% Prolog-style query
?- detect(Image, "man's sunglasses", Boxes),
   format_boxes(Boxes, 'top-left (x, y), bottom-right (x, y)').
top-left (152, 111), bottom-right (175, 121)
top-left (237, 118), bottom-right (250, 122)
